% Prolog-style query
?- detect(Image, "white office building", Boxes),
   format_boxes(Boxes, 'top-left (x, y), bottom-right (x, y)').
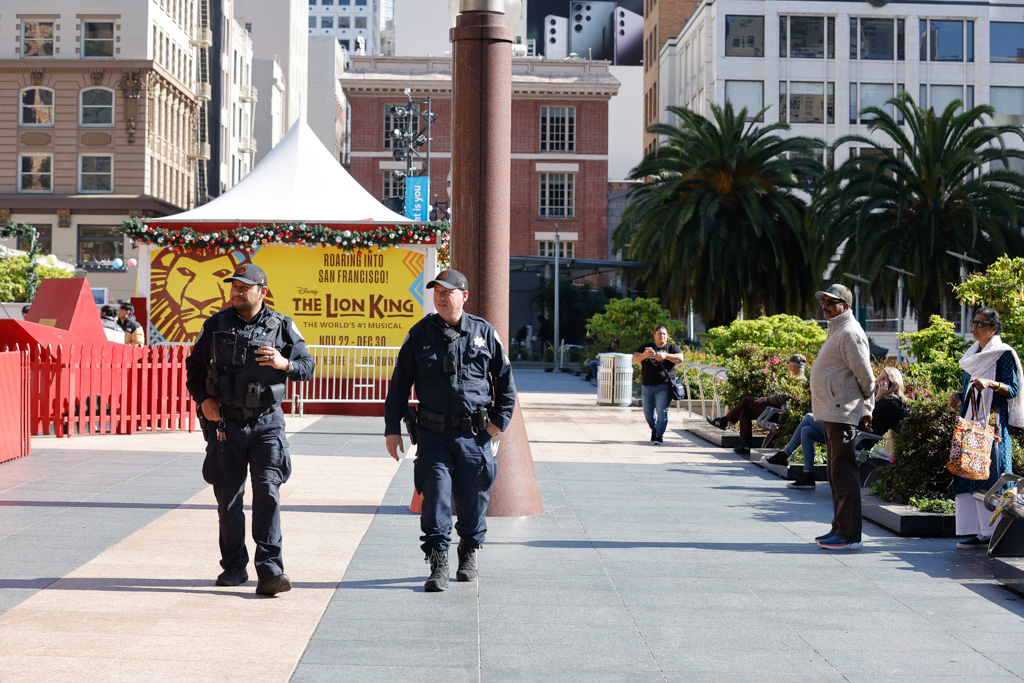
top-left (307, 0), bottom-right (380, 56)
top-left (661, 0), bottom-right (1024, 167)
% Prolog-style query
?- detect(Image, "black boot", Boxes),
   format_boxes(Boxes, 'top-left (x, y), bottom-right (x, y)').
top-left (456, 541), bottom-right (479, 582)
top-left (424, 548), bottom-right (449, 592)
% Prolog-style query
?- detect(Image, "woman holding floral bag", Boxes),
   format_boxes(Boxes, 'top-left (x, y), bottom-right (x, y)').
top-left (949, 308), bottom-right (1024, 549)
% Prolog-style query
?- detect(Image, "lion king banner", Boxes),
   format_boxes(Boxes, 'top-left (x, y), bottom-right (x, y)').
top-left (149, 245), bottom-right (425, 357)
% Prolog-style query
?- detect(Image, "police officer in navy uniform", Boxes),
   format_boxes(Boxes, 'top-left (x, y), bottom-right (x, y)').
top-left (384, 268), bottom-right (516, 592)
top-left (185, 263), bottom-right (314, 596)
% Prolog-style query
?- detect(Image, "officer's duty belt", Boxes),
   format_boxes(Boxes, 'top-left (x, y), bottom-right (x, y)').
top-left (220, 406), bottom-right (275, 421)
top-left (418, 408), bottom-right (487, 434)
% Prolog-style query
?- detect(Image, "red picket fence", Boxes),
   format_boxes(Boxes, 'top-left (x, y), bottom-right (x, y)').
top-left (3, 344), bottom-right (195, 437)
top-left (0, 351), bottom-right (30, 461)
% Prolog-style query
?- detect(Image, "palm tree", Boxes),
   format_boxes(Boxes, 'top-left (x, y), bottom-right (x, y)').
top-left (614, 102), bottom-right (824, 328)
top-left (813, 93), bottom-right (1024, 323)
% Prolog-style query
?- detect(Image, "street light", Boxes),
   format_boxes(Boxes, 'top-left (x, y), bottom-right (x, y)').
top-left (945, 250), bottom-right (983, 336)
top-left (388, 89), bottom-right (435, 206)
top-left (553, 225), bottom-right (561, 372)
top-left (885, 265), bottom-right (916, 365)
top-left (843, 272), bottom-right (871, 325)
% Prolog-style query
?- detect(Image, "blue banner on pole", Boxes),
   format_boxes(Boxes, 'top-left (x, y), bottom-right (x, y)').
top-left (404, 176), bottom-right (430, 220)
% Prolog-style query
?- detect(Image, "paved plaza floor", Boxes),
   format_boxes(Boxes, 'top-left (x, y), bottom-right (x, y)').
top-left (1, 369), bottom-right (1023, 681)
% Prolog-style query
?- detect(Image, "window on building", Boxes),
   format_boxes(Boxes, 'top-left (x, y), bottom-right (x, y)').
top-left (540, 106), bottom-right (575, 153)
top-left (339, 0), bottom-right (350, 5)
top-left (383, 170), bottom-right (405, 199)
top-left (383, 103), bottom-right (420, 150)
top-left (83, 21), bottom-right (114, 57)
top-left (79, 155), bottom-right (113, 193)
top-left (356, 0), bottom-right (367, 5)
top-left (991, 22), bottom-right (1024, 63)
top-left (538, 240), bottom-right (574, 258)
top-left (78, 225), bottom-right (124, 268)
top-left (20, 88), bottom-right (54, 126)
top-left (780, 16), bottom-right (834, 59)
top-left (22, 19), bottom-right (55, 57)
top-left (308, 16), bottom-right (316, 29)
top-left (355, 17), bottom-right (367, 29)
top-left (991, 87), bottom-right (1024, 126)
top-left (921, 84), bottom-right (971, 114)
top-left (851, 18), bottom-right (903, 60)
top-left (322, 0), bottom-right (334, 5)
top-left (80, 88), bottom-right (114, 126)
top-left (724, 16), bottom-right (763, 57)
top-left (310, 0), bottom-right (316, 5)
top-left (322, 17), bottom-right (334, 29)
top-left (16, 224), bottom-right (52, 254)
top-left (18, 154), bottom-right (52, 192)
top-left (339, 16), bottom-right (351, 28)
top-left (338, 38), bottom-right (350, 50)
top-left (920, 19), bottom-right (973, 62)
top-left (850, 83), bottom-right (894, 123)
top-left (724, 80), bottom-right (763, 120)
top-left (539, 173), bottom-right (574, 218)
top-left (780, 82), bottom-right (834, 124)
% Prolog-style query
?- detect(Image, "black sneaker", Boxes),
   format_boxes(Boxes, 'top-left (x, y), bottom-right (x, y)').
top-left (787, 473), bottom-right (815, 489)
top-left (650, 430), bottom-right (657, 443)
top-left (765, 451), bottom-right (790, 466)
top-left (956, 536), bottom-right (990, 549)
top-left (215, 567), bottom-right (249, 587)
top-left (255, 573), bottom-right (292, 596)
top-left (733, 445), bottom-right (750, 455)
top-left (705, 415), bottom-right (727, 430)
top-left (655, 435), bottom-right (664, 445)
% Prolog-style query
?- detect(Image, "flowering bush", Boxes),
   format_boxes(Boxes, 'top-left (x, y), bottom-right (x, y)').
top-left (719, 343), bottom-right (809, 415)
top-left (701, 314), bottom-right (826, 357)
top-left (897, 315), bottom-right (968, 396)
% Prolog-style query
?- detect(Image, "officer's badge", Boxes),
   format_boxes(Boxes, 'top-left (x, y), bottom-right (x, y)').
top-left (473, 335), bottom-right (486, 348)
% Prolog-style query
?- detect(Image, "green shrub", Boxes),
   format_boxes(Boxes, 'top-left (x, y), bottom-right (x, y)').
top-left (897, 316), bottom-right (969, 395)
top-left (908, 495), bottom-right (955, 514)
top-left (872, 395), bottom-right (958, 504)
top-left (701, 314), bottom-right (826, 357)
top-left (585, 297), bottom-right (685, 357)
top-left (0, 256), bottom-right (73, 302)
top-left (719, 343), bottom-right (809, 426)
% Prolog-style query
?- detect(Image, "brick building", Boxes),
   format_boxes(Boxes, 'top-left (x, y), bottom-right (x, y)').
top-left (643, 0), bottom-right (698, 156)
top-left (340, 55), bottom-right (620, 265)
top-left (0, 2), bottom-right (204, 303)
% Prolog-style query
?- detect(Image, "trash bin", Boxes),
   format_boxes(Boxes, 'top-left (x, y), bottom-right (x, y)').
top-left (597, 353), bottom-right (633, 406)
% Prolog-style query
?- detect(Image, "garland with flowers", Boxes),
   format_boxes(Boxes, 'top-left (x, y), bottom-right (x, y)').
top-left (0, 221), bottom-right (41, 298)
top-left (120, 218), bottom-right (451, 268)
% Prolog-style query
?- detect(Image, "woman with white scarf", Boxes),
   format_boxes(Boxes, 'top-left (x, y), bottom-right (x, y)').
top-left (949, 307), bottom-right (1024, 549)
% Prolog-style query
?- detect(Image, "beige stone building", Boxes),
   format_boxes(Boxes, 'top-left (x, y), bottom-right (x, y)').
top-left (0, 1), bottom-right (205, 303)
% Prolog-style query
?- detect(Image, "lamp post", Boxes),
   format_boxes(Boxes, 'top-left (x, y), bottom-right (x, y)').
top-left (885, 265), bottom-right (915, 364)
top-left (843, 272), bottom-right (871, 326)
top-left (944, 250), bottom-right (982, 336)
top-left (448, 0), bottom-right (542, 516)
top-left (553, 225), bottom-right (561, 372)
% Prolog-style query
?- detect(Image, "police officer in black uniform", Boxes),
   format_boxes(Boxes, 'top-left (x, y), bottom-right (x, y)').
top-left (185, 263), bottom-right (314, 596)
top-left (384, 269), bottom-right (516, 592)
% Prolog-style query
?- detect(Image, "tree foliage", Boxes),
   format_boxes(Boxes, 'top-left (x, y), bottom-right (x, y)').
top-left (814, 94), bottom-right (1024, 322)
top-left (0, 255), bottom-right (74, 302)
top-left (897, 315), bottom-right (969, 395)
top-left (953, 255), bottom-right (1024, 350)
top-left (615, 102), bottom-right (824, 327)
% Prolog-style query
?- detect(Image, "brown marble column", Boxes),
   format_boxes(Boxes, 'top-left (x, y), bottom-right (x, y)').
top-left (448, 8), bottom-right (543, 516)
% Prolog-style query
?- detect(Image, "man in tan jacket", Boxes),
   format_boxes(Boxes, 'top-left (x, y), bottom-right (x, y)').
top-left (810, 284), bottom-right (875, 551)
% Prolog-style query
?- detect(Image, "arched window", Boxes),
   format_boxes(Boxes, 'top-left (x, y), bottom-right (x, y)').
top-left (80, 87), bottom-right (114, 126)
top-left (20, 87), bottom-right (54, 126)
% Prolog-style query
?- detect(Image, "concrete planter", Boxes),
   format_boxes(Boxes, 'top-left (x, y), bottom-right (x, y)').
top-left (860, 493), bottom-right (956, 537)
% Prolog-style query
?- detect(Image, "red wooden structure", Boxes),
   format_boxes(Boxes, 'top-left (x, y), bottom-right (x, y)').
top-left (2, 343), bottom-right (195, 437)
top-left (0, 351), bottom-right (31, 462)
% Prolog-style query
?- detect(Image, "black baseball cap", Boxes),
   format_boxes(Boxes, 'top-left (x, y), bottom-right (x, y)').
top-left (426, 269), bottom-right (469, 291)
top-left (224, 263), bottom-right (268, 287)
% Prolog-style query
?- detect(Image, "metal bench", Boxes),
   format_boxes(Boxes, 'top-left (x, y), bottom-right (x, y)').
top-left (974, 473), bottom-right (1024, 557)
top-left (855, 431), bottom-right (894, 487)
top-left (755, 406), bottom-right (785, 449)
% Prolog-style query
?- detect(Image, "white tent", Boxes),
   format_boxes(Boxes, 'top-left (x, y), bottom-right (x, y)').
top-left (148, 117), bottom-right (417, 228)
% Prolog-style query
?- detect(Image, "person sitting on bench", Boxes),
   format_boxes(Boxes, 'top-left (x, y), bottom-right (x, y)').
top-left (705, 354), bottom-right (806, 455)
top-left (765, 365), bottom-right (909, 490)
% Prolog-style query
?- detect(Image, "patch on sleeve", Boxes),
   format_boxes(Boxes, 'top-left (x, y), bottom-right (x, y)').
top-left (494, 329), bottom-right (505, 348)
top-left (290, 320), bottom-right (305, 342)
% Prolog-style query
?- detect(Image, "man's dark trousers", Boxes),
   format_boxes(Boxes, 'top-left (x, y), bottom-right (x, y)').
top-left (414, 426), bottom-right (497, 555)
top-left (824, 421), bottom-right (861, 542)
top-left (724, 397), bottom-right (771, 445)
top-left (202, 410), bottom-right (291, 579)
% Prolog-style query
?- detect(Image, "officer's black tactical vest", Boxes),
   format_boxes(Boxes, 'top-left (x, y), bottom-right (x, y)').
top-left (205, 309), bottom-right (289, 409)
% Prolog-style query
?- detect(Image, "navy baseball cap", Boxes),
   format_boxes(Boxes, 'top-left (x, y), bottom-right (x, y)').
top-left (224, 263), bottom-right (268, 287)
top-left (426, 269), bottom-right (469, 291)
